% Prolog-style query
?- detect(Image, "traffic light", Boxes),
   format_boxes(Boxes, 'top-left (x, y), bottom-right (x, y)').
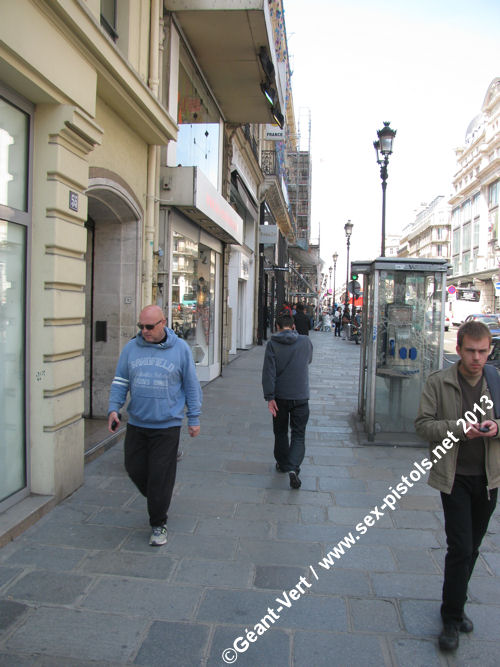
top-left (351, 271), bottom-right (358, 281)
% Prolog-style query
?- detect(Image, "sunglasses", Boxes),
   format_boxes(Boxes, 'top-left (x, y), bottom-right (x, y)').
top-left (137, 319), bottom-right (163, 331)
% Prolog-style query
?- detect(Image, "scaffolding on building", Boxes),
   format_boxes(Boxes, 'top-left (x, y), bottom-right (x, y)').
top-left (286, 107), bottom-right (320, 308)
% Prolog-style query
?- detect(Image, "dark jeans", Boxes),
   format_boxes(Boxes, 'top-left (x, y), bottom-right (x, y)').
top-left (273, 399), bottom-right (309, 472)
top-left (124, 424), bottom-right (181, 527)
top-left (440, 474), bottom-right (497, 624)
top-left (334, 322), bottom-right (341, 336)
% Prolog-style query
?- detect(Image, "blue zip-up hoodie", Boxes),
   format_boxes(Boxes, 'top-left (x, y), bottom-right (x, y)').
top-left (108, 327), bottom-right (202, 428)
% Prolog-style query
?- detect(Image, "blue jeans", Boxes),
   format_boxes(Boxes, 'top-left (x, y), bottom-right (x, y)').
top-left (273, 399), bottom-right (309, 473)
top-left (440, 474), bottom-right (497, 624)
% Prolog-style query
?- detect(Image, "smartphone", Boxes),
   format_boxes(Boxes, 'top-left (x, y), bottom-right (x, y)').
top-left (111, 412), bottom-right (122, 431)
top-left (478, 425), bottom-right (490, 433)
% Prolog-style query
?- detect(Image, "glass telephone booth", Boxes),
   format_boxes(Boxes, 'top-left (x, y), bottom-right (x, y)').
top-left (352, 258), bottom-right (448, 441)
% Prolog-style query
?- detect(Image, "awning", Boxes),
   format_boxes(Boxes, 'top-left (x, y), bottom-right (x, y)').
top-left (161, 166), bottom-right (243, 245)
top-left (165, 0), bottom-right (285, 124)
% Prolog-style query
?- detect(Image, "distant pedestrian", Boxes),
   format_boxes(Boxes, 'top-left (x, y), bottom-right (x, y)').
top-left (279, 301), bottom-right (293, 317)
top-left (108, 305), bottom-right (202, 546)
top-left (333, 306), bottom-right (342, 337)
top-left (294, 302), bottom-right (311, 335)
top-left (262, 313), bottom-right (313, 489)
top-left (415, 320), bottom-right (500, 651)
top-left (341, 309), bottom-right (350, 339)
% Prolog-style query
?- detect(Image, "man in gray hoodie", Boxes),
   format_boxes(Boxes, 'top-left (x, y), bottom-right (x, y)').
top-left (262, 313), bottom-right (313, 488)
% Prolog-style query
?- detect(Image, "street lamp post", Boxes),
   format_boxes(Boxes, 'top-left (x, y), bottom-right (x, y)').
top-left (328, 266), bottom-right (333, 306)
top-left (344, 220), bottom-right (353, 319)
top-left (332, 251), bottom-right (338, 306)
top-left (374, 122), bottom-right (396, 257)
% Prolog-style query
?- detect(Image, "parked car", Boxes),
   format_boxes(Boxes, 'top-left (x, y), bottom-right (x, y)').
top-left (463, 314), bottom-right (500, 336)
top-left (444, 315), bottom-right (450, 331)
top-left (487, 336), bottom-right (500, 369)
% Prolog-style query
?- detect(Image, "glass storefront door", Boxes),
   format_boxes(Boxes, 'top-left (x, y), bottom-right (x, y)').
top-left (0, 221), bottom-right (26, 501)
top-left (0, 91), bottom-right (30, 506)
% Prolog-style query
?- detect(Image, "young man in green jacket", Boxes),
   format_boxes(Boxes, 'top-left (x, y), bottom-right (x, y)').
top-left (415, 320), bottom-right (500, 651)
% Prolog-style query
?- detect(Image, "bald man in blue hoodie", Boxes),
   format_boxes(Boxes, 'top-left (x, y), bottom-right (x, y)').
top-left (262, 313), bottom-right (313, 489)
top-left (108, 305), bottom-right (202, 546)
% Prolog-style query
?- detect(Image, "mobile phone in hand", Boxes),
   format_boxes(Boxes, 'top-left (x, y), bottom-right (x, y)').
top-left (111, 413), bottom-right (122, 431)
top-left (478, 425), bottom-right (490, 433)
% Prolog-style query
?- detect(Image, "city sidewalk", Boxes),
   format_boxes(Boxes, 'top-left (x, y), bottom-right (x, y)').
top-left (1, 332), bottom-right (499, 666)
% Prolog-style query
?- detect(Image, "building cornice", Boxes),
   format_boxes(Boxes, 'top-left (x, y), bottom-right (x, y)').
top-left (39, 0), bottom-right (178, 145)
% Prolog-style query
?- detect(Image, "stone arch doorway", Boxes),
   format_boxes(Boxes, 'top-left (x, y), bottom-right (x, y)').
top-left (84, 174), bottom-right (142, 446)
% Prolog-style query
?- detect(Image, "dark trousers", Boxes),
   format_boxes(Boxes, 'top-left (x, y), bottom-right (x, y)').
top-left (440, 474), bottom-right (497, 624)
top-left (124, 424), bottom-right (181, 527)
top-left (334, 322), bottom-right (341, 336)
top-left (273, 399), bottom-right (309, 472)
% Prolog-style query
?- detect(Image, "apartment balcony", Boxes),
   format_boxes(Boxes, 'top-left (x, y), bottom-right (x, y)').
top-left (165, 0), bottom-right (285, 124)
top-left (261, 149), bottom-right (294, 241)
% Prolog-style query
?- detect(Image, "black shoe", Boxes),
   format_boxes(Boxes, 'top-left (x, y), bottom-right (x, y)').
top-left (438, 624), bottom-right (459, 651)
top-left (275, 463), bottom-right (287, 473)
top-left (289, 471), bottom-right (301, 489)
top-left (459, 614), bottom-right (473, 633)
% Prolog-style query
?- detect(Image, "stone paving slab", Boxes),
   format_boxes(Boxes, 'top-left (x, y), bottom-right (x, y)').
top-left (4, 608), bottom-right (145, 662)
top-left (0, 332), bottom-right (499, 666)
top-left (4, 571), bottom-right (93, 605)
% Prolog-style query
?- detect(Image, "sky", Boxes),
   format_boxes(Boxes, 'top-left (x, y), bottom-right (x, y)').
top-left (282, 0), bottom-right (500, 282)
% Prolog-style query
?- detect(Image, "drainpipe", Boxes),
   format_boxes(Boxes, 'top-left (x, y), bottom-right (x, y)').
top-left (144, 145), bottom-right (157, 305)
top-left (144, 0), bottom-right (161, 305)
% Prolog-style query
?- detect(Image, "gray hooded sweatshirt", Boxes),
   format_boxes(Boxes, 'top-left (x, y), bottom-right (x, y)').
top-left (262, 329), bottom-right (313, 401)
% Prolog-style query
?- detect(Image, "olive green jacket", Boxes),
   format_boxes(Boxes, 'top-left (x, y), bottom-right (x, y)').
top-left (414, 362), bottom-right (500, 494)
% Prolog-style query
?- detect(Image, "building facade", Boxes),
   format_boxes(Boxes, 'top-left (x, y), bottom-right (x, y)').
top-left (397, 196), bottom-right (450, 260)
top-left (385, 233), bottom-right (402, 258)
top-left (448, 77), bottom-right (500, 312)
top-left (1, 0), bottom-right (177, 522)
top-left (0, 0), bottom-right (289, 534)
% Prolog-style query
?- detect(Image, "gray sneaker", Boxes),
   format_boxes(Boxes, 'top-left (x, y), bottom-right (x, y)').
top-left (149, 525), bottom-right (167, 546)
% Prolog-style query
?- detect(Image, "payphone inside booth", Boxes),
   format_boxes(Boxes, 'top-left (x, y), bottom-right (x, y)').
top-left (385, 304), bottom-right (416, 369)
top-left (352, 257), bottom-right (448, 442)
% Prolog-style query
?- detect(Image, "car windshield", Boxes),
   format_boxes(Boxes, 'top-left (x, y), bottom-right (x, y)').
top-left (478, 317), bottom-right (499, 326)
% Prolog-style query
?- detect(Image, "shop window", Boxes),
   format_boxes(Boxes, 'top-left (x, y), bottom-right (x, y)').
top-left (171, 233), bottom-right (216, 366)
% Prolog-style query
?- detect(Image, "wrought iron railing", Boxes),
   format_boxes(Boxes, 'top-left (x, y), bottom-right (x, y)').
top-left (261, 149), bottom-right (277, 176)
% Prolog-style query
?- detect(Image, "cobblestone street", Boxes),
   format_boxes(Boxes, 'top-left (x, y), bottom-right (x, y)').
top-left (1, 331), bottom-right (499, 666)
